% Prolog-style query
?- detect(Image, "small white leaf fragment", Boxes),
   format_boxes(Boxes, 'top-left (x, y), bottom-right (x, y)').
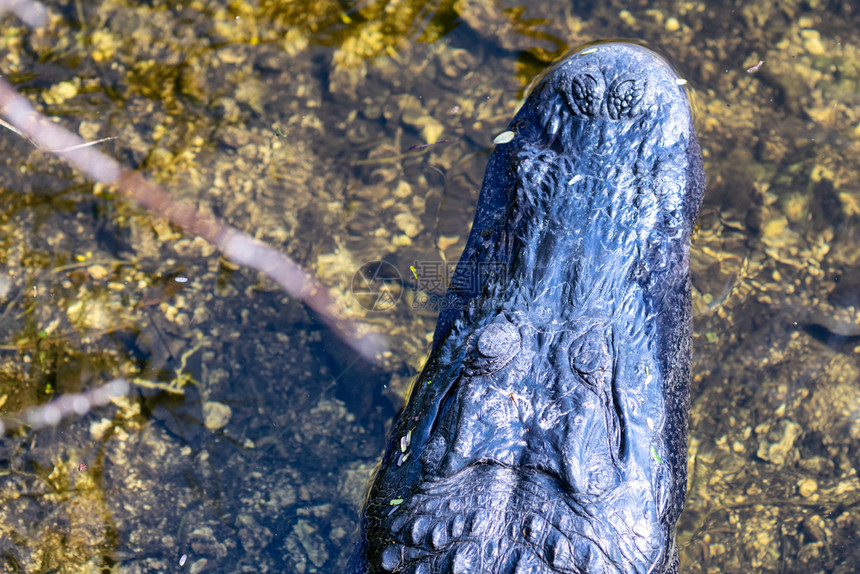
top-left (400, 430), bottom-right (412, 452)
top-left (568, 175), bottom-right (582, 185)
top-left (179, 554), bottom-right (187, 566)
top-left (675, 78), bottom-right (688, 86)
top-left (397, 451), bottom-right (411, 466)
top-left (745, 60), bottom-right (765, 73)
top-left (580, 47), bottom-right (599, 55)
top-left (493, 131), bottom-right (515, 145)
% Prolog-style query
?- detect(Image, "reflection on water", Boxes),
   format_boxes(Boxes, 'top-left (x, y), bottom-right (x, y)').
top-left (0, 0), bottom-right (859, 572)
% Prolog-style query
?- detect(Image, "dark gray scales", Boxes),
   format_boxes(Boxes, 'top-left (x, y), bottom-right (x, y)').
top-left (349, 41), bottom-right (705, 574)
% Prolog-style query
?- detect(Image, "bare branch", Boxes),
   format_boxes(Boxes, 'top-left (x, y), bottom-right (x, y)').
top-left (0, 378), bottom-right (130, 435)
top-left (0, 0), bottom-right (48, 27)
top-left (0, 70), bottom-right (387, 362)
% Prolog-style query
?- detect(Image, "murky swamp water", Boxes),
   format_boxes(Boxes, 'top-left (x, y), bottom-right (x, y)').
top-left (0, 0), bottom-right (858, 572)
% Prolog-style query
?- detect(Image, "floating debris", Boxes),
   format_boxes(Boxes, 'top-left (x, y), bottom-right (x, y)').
top-left (400, 430), bottom-right (412, 452)
top-left (745, 60), bottom-right (765, 73)
top-left (493, 130), bottom-right (515, 144)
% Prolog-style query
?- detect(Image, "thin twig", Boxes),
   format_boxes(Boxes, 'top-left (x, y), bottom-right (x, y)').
top-left (0, 0), bottom-right (48, 27)
top-left (0, 378), bottom-right (130, 435)
top-left (0, 61), bottom-right (386, 362)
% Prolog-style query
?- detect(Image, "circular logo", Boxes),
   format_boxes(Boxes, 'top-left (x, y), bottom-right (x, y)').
top-left (351, 260), bottom-right (402, 312)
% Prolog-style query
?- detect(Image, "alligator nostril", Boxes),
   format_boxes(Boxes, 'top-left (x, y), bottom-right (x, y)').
top-left (607, 78), bottom-right (645, 119)
top-left (562, 73), bottom-right (604, 118)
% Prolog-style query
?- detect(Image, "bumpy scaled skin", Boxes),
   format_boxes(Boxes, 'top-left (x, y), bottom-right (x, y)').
top-left (348, 41), bottom-right (705, 574)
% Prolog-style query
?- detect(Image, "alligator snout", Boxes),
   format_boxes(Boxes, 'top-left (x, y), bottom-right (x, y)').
top-left (349, 41), bottom-right (705, 574)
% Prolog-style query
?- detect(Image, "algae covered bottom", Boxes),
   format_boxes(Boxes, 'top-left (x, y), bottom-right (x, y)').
top-left (349, 41), bottom-right (705, 574)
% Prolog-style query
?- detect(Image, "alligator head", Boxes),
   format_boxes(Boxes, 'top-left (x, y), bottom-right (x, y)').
top-left (350, 41), bottom-right (705, 574)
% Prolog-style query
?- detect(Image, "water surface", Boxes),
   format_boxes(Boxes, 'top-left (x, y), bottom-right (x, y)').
top-left (0, 0), bottom-right (858, 572)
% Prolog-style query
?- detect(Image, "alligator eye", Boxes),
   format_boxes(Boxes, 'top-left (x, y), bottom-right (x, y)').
top-left (606, 78), bottom-right (645, 119)
top-left (561, 73), bottom-right (604, 118)
top-left (466, 317), bottom-right (520, 375)
top-left (570, 328), bottom-right (611, 388)
top-left (477, 322), bottom-right (518, 358)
